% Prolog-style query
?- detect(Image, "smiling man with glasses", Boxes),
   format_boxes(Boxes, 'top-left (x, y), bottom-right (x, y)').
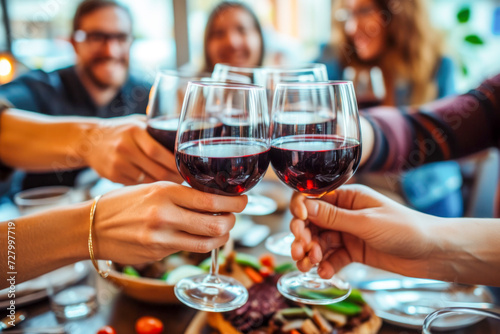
top-left (0, 0), bottom-right (151, 192)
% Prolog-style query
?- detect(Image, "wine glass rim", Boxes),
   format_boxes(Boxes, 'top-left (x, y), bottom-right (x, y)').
top-left (275, 80), bottom-right (353, 87)
top-left (156, 69), bottom-right (212, 79)
top-left (188, 80), bottom-right (266, 91)
top-left (214, 63), bottom-right (327, 73)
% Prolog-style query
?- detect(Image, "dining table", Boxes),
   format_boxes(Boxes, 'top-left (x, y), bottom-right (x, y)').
top-left (7, 206), bottom-right (500, 334)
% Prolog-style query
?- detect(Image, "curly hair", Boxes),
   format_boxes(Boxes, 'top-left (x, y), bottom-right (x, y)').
top-left (331, 0), bottom-right (444, 105)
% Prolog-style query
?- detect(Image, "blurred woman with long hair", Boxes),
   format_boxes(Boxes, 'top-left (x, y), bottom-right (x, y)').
top-left (318, 0), bottom-right (455, 105)
top-left (203, 1), bottom-right (264, 72)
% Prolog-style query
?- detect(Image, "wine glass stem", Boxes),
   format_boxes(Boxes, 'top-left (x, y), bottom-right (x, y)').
top-left (302, 265), bottom-right (324, 289)
top-left (204, 247), bottom-right (222, 285)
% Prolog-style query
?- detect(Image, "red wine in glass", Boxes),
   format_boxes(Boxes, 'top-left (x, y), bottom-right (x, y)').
top-left (147, 116), bottom-right (179, 152)
top-left (275, 111), bottom-right (336, 137)
top-left (147, 117), bottom-right (224, 152)
top-left (357, 99), bottom-right (381, 109)
top-left (177, 138), bottom-right (270, 196)
top-left (271, 135), bottom-right (360, 197)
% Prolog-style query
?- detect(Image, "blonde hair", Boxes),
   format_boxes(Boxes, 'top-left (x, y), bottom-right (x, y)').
top-left (332, 0), bottom-right (444, 105)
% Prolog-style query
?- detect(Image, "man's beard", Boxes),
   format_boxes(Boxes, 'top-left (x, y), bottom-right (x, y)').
top-left (82, 57), bottom-right (129, 90)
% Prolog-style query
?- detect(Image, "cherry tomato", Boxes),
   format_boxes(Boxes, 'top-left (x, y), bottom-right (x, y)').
top-left (259, 265), bottom-right (273, 278)
top-left (135, 316), bottom-right (164, 334)
top-left (259, 253), bottom-right (275, 268)
top-left (96, 325), bottom-right (117, 334)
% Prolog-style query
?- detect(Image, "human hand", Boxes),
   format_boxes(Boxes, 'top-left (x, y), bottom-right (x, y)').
top-left (289, 184), bottom-right (441, 280)
top-left (84, 115), bottom-right (183, 185)
top-left (94, 182), bottom-right (248, 264)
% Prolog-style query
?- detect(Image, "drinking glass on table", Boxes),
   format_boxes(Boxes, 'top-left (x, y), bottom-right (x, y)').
top-left (422, 307), bottom-right (500, 333)
top-left (343, 66), bottom-right (385, 109)
top-left (270, 81), bottom-right (361, 304)
top-left (174, 81), bottom-right (270, 312)
top-left (146, 70), bottom-right (211, 152)
top-left (14, 186), bottom-right (97, 320)
top-left (212, 63), bottom-right (329, 221)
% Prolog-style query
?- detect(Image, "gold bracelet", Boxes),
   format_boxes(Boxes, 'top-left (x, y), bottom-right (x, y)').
top-left (88, 195), bottom-right (112, 278)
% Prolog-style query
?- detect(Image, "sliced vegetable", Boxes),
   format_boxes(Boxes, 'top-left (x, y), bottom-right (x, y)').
top-left (294, 289), bottom-right (362, 316)
top-left (244, 266), bottom-right (263, 283)
top-left (259, 266), bottom-right (273, 278)
top-left (282, 319), bottom-right (305, 332)
top-left (279, 307), bottom-right (310, 318)
top-left (313, 306), bottom-right (347, 327)
top-left (165, 265), bottom-right (205, 284)
top-left (198, 255), bottom-right (225, 271)
top-left (123, 265), bottom-right (140, 277)
top-left (312, 309), bottom-right (334, 333)
top-left (235, 253), bottom-right (261, 270)
top-left (301, 318), bottom-right (321, 334)
top-left (345, 289), bottom-right (365, 305)
top-left (274, 262), bottom-right (295, 274)
top-left (259, 253), bottom-right (275, 268)
top-left (160, 271), bottom-right (168, 281)
top-left (321, 301), bottom-right (362, 316)
top-left (295, 287), bottom-right (364, 305)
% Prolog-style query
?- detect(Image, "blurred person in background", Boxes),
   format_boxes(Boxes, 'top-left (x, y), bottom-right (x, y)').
top-left (202, 1), bottom-right (264, 72)
top-left (317, 0), bottom-right (456, 105)
top-left (317, 0), bottom-right (462, 218)
top-left (0, 0), bottom-right (153, 193)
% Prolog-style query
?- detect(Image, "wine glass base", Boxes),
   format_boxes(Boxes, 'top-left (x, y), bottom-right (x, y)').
top-left (174, 274), bottom-right (249, 312)
top-left (265, 231), bottom-right (293, 256)
top-left (277, 270), bottom-right (351, 305)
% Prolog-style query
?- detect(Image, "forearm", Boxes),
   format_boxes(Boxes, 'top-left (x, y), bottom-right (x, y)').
top-left (0, 200), bottom-right (91, 288)
top-left (359, 116), bottom-right (374, 166)
top-left (0, 109), bottom-right (99, 172)
top-left (428, 218), bottom-right (500, 286)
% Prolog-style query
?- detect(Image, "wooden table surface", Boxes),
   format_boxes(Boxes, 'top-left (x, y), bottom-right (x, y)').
top-left (12, 210), bottom-right (500, 333)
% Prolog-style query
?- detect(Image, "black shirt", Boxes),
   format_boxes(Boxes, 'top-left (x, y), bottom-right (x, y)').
top-left (0, 66), bottom-right (151, 192)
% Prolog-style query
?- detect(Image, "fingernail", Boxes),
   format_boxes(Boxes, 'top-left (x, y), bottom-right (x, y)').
top-left (305, 200), bottom-right (319, 217)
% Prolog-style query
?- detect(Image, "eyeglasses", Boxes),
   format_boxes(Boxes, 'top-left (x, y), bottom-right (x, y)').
top-left (335, 5), bottom-right (378, 22)
top-left (73, 30), bottom-right (132, 47)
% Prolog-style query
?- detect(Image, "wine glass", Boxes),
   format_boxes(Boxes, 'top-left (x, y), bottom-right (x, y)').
top-left (146, 70), bottom-right (211, 152)
top-left (270, 81), bottom-right (361, 304)
top-left (422, 307), bottom-right (500, 333)
top-left (174, 81), bottom-right (270, 312)
top-left (212, 63), bottom-right (329, 222)
top-left (343, 66), bottom-right (385, 109)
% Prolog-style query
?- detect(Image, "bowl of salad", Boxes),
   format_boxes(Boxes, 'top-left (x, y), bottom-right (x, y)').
top-left (105, 242), bottom-right (296, 304)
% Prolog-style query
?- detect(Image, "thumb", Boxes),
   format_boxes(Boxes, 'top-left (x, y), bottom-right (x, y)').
top-left (304, 199), bottom-right (363, 236)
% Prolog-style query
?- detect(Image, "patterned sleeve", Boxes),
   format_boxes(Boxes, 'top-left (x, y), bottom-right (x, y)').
top-left (0, 99), bottom-right (14, 181)
top-left (362, 74), bottom-right (500, 173)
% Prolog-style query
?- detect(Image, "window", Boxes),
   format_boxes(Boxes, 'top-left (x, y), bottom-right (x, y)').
top-left (7, 0), bottom-right (175, 80)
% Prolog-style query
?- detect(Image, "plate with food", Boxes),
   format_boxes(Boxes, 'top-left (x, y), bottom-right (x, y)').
top-left (363, 284), bottom-right (495, 330)
top-left (184, 255), bottom-right (382, 334)
top-left (105, 242), bottom-right (294, 305)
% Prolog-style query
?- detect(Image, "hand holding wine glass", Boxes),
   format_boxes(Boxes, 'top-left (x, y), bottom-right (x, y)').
top-left (174, 81), bottom-right (270, 312)
top-left (270, 81), bottom-right (361, 304)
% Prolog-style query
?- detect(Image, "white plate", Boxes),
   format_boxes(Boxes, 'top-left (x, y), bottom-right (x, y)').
top-left (0, 262), bottom-right (90, 308)
top-left (241, 194), bottom-right (278, 216)
top-left (363, 285), bottom-right (495, 330)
